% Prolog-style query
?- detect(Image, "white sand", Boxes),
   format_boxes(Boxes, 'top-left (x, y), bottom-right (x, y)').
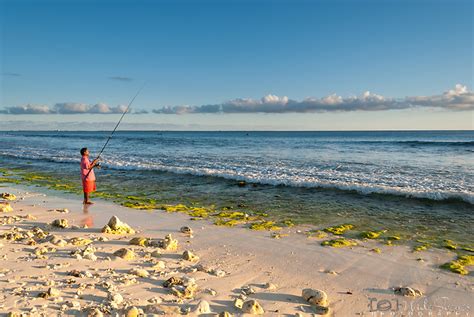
top-left (0, 184), bottom-right (472, 316)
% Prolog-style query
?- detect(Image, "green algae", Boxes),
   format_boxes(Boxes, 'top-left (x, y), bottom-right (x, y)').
top-left (163, 204), bottom-right (189, 213)
top-left (249, 221), bottom-right (281, 231)
top-left (216, 211), bottom-right (246, 219)
top-left (440, 255), bottom-right (474, 275)
top-left (214, 219), bottom-right (243, 227)
top-left (324, 224), bottom-right (354, 235)
top-left (306, 230), bottom-right (328, 239)
top-left (0, 177), bottom-right (20, 184)
top-left (271, 232), bottom-right (288, 239)
top-left (360, 230), bottom-right (385, 239)
top-left (443, 240), bottom-right (457, 250)
top-left (282, 219), bottom-right (295, 227)
top-left (188, 207), bottom-right (210, 218)
top-left (321, 238), bottom-right (357, 248)
top-left (122, 201), bottom-right (156, 210)
top-left (413, 242), bottom-right (431, 252)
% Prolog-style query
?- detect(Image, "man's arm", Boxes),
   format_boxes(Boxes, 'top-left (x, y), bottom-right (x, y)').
top-left (88, 158), bottom-right (100, 170)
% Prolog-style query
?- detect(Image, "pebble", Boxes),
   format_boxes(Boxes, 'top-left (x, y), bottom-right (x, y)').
top-left (194, 300), bottom-right (212, 314)
top-left (108, 292), bottom-right (124, 305)
top-left (113, 248), bottom-right (136, 260)
top-left (394, 286), bottom-right (423, 297)
top-left (242, 299), bottom-right (265, 315)
top-left (130, 268), bottom-right (149, 278)
top-left (302, 288), bottom-right (328, 307)
top-left (263, 282), bottom-right (277, 290)
top-left (51, 219), bottom-right (69, 228)
top-left (183, 250), bottom-right (200, 262)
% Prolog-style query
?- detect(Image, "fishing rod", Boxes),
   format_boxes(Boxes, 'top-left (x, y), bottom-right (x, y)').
top-left (84, 83), bottom-right (146, 179)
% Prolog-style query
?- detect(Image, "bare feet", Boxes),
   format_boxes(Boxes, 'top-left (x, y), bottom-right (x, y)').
top-left (83, 201), bottom-right (94, 205)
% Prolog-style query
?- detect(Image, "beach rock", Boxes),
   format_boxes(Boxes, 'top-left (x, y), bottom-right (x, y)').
top-left (130, 268), bottom-right (149, 278)
top-left (170, 284), bottom-right (195, 299)
top-left (114, 248), bottom-right (135, 260)
top-left (87, 308), bottom-right (104, 317)
top-left (263, 282), bottom-right (277, 290)
top-left (101, 216), bottom-right (135, 234)
top-left (152, 261), bottom-right (166, 270)
top-left (38, 287), bottom-right (60, 299)
top-left (234, 298), bottom-right (244, 309)
top-left (219, 312), bottom-right (233, 317)
top-left (49, 208), bottom-right (69, 213)
top-left (302, 288), bottom-right (328, 307)
top-left (394, 287), bottom-right (423, 297)
top-left (108, 292), bottom-right (124, 305)
top-left (194, 300), bottom-right (211, 314)
top-left (1, 193), bottom-right (16, 200)
top-left (241, 299), bottom-right (264, 315)
top-left (0, 202), bottom-right (13, 213)
top-left (242, 285), bottom-right (256, 295)
top-left (47, 235), bottom-right (68, 247)
top-left (163, 276), bottom-right (184, 288)
top-left (129, 237), bottom-right (148, 247)
top-left (151, 250), bottom-right (161, 258)
top-left (126, 306), bottom-right (139, 317)
top-left (69, 237), bottom-right (93, 246)
top-left (182, 250), bottom-right (200, 262)
top-left (160, 234), bottom-right (178, 251)
top-left (210, 268), bottom-right (227, 277)
top-left (70, 301), bottom-right (81, 309)
top-left (51, 219), bottom-right (69, 228)
top-left (205, 288), bottom-right (217, 296)
top-left (294, 314), bottom-right (304, 317)
top-left (34, 246), bottom-right (56, 257)
top-left (164, 276), bottom-right (197, 299)
top-left (180, 226), bottom-right (193, 235)
top-left (72, 245), bottom-right (97, 261)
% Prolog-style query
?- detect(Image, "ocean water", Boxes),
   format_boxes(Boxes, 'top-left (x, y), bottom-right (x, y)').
top-left (0, 130), bottom-right (473, 245)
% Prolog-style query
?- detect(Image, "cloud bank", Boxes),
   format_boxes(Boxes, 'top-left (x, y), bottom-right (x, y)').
top-left (152, 84), bottom-right (474, 114)
top-left (2, 84), bottom-right (472, 115)
top-left (2, 72), bottom-right (21, 77)
top-left (3, 103), bottom-right (132, 115)
top-left (109, 76), bottom-right (133, 81)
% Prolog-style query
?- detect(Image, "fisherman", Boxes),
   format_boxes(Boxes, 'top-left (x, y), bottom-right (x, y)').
top-left (80, 148), bottom-right (100, 204)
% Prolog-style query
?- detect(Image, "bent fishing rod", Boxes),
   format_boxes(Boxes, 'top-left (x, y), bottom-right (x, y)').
top-left (85, 83), bottom-right (146, 179)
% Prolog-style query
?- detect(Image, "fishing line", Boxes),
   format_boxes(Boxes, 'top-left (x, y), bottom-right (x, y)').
top-left (85, 83), bottom-right (146, 179)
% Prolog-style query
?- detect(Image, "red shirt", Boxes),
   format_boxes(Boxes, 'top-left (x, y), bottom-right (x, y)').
top-left (80, 156), bottom-right (96, 182)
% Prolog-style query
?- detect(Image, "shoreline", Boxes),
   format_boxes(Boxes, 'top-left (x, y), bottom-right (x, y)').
top-left (0, 184), bottom-right (473, 316)
top-left (1, 167), bottom-right (473, 252)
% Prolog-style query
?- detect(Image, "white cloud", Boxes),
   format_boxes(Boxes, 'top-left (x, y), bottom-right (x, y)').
top-left (5, 104), bottom-right (51, 114)
top-left (2, 84), bottom-right (473, 115)
top-left (54, 102), bottom-right (90, 114)
top-left (151, 84), bottom-right (473, 114)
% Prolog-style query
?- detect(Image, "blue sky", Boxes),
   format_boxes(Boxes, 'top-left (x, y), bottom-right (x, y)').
top-left (1, 0), bottom-right (472, 130)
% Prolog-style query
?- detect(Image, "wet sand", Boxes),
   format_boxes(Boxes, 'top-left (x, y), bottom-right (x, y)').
top-left (0, 184), bottom-right (472, 316)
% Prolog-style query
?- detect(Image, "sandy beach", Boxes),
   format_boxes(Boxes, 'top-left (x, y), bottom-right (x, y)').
top-left (0, 184), bottom-right (472, 316)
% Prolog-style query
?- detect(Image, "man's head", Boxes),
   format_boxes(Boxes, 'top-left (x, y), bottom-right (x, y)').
top-left (80, 148), bottom-right (89, 156)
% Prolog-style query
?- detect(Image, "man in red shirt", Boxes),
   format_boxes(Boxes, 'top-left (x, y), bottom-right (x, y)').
top-left (80, 148), bottom-right (100, 204)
